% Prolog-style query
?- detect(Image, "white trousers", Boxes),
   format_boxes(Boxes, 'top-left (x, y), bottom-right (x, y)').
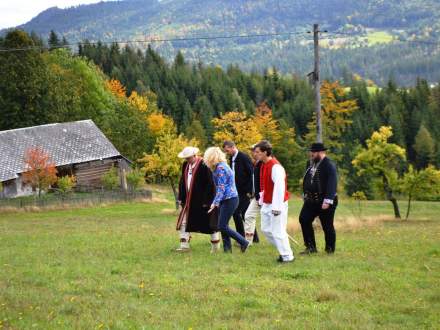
top-left (261, 202), bottom-right (294, 261)
top-left (179, 214), bottom-right (220, 248)
top-left (244, 198), bottom-right (260, 244)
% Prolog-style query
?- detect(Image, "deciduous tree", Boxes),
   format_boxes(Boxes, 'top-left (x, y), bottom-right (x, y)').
top-left (22, 147), bottom-right (58, 197)
top-left (139, 132), bottom-right (199, 209)
top-left (352, 126), bottom-right (406, 218)
top-left (401, 165), bottom-right (440, 220)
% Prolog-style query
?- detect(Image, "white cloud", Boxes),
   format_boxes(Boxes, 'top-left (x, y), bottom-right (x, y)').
top-left (0, 1), bottom-right (114, 29)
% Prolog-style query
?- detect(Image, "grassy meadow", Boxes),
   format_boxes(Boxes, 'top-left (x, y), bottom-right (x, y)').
top-left (0, 186), bottom-right (439, 329)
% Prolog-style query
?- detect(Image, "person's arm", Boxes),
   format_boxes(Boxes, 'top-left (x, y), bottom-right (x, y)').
top-left (201, 163), bottom-right (215, 207)
top-left (177, 163), bottom-right (186, 205)
top-left (271, 164), bottom-right (286, 213)
top-left (212, 166), bottom-right (227, 207)
top-left (323, 161), bottom-right (337, 207)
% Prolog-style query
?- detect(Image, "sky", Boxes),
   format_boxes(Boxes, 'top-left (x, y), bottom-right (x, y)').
top-left (0, 1), bottom-right (114, 29)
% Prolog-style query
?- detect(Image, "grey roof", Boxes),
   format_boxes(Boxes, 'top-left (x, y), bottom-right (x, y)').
top-left (0, 120), bottom-right (122, 182)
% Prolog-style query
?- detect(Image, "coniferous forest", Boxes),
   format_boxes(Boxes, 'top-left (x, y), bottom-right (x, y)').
top-left (1, 29), bottom-right (440, 203)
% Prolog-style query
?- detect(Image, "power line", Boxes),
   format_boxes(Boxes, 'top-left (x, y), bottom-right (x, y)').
top-left (1, 29), bottom-right (438, 53)
top-left (0, 31), bottom-right (307, 53)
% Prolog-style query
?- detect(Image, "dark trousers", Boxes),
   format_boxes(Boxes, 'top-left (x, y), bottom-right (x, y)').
top-left (233, 194), bottom-right (259, 242)
top-left (219, 197), bottom-right (248, 251)
top-left (299, 199), bottom-right (338, 252)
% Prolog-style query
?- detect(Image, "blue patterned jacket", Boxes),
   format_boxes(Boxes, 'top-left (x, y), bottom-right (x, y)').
top-left (212, 162), bottom-right (238, 206)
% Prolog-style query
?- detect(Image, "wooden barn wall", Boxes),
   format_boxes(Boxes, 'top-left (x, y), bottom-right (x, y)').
top-left (74, 159), bottom-right (118, 189)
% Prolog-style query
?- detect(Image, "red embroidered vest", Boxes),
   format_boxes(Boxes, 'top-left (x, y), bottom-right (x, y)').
top-left (260, 158), bottom-right (289, 204)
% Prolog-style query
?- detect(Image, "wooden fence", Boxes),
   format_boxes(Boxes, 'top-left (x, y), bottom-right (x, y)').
top-left (0, 190), bottom-right (152, 210)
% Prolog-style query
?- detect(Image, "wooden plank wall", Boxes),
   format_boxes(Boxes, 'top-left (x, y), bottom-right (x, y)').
top-left (74, 159), bottom-right (117, 189)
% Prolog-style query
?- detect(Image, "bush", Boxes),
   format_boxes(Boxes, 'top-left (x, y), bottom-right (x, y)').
top-left (101, 166), bottom-right (120, 190)
top-left (56, 175), bottom-right (76, 196)
top-left (126, 168), bottom-right (145, 192)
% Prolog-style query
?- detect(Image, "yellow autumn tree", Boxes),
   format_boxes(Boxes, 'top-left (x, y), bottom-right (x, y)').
top-left (128, 91), bottom-right (149, 114)
top-left (147, 112), bottom-right (176, 138)
top-left (212, 105), bottom-right (306, 190)
top-left (306, 80), bottom-right (358, 161)
top-left (139, 131), bottom-right (199, 209)
top-left (212, 111), bottom-right (262, 151)
top-left (352, 126), bottom-right (406, 219)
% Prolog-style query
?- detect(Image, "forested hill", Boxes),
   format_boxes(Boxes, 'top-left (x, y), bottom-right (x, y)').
top-left (4, 0), bottom-right (440, 85)
top-left (14, 0), bottom-right (440, 37)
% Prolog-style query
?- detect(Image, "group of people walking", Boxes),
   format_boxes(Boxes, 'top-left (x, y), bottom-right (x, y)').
top-left (175, 139), bottom-right (338, 263)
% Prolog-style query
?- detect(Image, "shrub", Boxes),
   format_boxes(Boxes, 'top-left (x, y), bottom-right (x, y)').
top-left (101, 166), bottom-right (120, 190)
top-left (126, 168), bottom-right (145, 192)
top-left (57, 175), bottom-right (76, 196)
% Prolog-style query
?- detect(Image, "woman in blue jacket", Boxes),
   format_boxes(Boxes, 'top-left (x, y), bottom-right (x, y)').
top-left (204, 147), bottom-right (249, 253)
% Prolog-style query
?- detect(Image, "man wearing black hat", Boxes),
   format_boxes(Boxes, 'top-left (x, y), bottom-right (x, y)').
top-left (299, 142), bottom-right (338, 254)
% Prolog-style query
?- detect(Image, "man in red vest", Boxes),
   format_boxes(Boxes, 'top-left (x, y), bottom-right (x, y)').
top-left (254, 140), bottom-right (294, 263)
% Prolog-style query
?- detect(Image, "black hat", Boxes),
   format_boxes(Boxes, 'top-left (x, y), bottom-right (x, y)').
top-left (309, 142), bottom-right (328, 152)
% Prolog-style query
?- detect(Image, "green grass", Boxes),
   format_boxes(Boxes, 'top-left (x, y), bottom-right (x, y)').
top-left (365, 31), bottom-right (394, 45)
top-left (1, 189), bottom-right (439, 329)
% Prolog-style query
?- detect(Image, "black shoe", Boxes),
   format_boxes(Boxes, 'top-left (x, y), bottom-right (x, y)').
top-left (325, 248), bottom-right (335, 254)
top-left (224, 248), bottom-right (232, 253)
top-left (241, 242), bottom-right (249, 253)
top-left (299, 247), bottom-right (317, 255)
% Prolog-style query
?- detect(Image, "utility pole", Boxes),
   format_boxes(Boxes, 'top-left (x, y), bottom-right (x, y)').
top-left (313, 23), bottom-right (322, 143)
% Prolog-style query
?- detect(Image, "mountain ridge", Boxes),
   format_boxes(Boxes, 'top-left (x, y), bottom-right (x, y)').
top-left (3, 0), bottom-right (440, 85)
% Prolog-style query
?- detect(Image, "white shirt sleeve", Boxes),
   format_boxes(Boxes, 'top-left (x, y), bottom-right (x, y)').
top-left (271, 164), bottom-right (286, 211)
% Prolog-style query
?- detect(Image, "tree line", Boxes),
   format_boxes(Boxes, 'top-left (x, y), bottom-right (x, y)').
top-left (1, 30), bottom-right (440, 218)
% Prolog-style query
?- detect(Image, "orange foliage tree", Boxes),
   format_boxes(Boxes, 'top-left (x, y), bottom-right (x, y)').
top-left (253, 102), bottom-right (282, 146)
top-left (106, 79), bottom-right (126, 98)
top-left (22, 147), bottom-right (58, 197)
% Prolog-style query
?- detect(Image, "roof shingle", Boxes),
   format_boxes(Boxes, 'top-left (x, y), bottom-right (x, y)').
top-left (0, 120), bottom-right (121, 181)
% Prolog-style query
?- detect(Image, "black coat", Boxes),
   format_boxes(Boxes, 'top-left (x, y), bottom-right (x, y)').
top-left (229, 151), bottom-right (253, 196)
top-left (303, 157), bottom-right (338, 201)
top-left (253, 160), bottom-right (262, 200)
top-left (177, 159), bottom-right (218, 233)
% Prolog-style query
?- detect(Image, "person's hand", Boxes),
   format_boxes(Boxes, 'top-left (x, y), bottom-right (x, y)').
top-left (208, 204), bottom-right (216, 214)
top-left (322, 203), bottom-right (330, 210)
top-left (272, 210), bottom-right (281, 216)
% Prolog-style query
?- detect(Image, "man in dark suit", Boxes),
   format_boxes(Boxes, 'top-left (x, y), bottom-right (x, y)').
top-left (223, 141), bottom-right (259, 242)
top-left (299, 142), bottom-right (338, 254)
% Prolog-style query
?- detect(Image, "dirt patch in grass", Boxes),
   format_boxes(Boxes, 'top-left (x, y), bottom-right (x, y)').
top-left (287, 215), bottom-right (397, 234)
top-left (316, 289), bottom-right (339, 302)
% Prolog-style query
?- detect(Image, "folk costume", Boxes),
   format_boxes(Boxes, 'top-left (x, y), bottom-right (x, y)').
top-left (176, 147), bottom-right (220, 252)
top-left (299, 143), bottom-right (338, 254)
top-left (259, 157), bottom-right (294, 262)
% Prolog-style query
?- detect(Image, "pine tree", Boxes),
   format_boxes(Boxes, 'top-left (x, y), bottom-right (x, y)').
top-left (413, 124), bottom-right (435, 169)
top-left (48, 30), bottom-right (60, 50)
